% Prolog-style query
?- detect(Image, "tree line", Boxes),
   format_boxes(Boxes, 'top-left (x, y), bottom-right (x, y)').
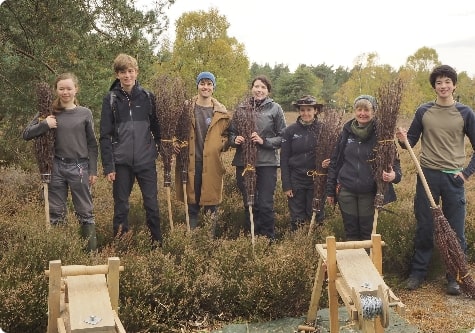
top-left (2, 1), bottom-right (475, 167)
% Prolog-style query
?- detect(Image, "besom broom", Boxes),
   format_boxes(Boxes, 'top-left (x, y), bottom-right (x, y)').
top-left (234, 95), bottom-right (257, 246)
top-left (154, 75), bottom-right (187, 232)
top-left (372, 78), bottom-right (404, 233)
top-left (401, 132), bottom-right (475, 298)
top-left (34, 81), bottom-right (56, 228)
top-left (308, 106), bottom-right (342, 236)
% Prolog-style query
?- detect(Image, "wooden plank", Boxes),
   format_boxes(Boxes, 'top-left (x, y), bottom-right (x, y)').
top-left (107, 257), bottom-right (120, 312)
top-left (57, 318), bottom-right (67, 333)
top-left (306, 257), bottom-right (325, 322)
top-left (113, 310), bottom-right (127, 333)
top-left (68, 274), bottom-right (115, 333)
top-left (326, 237), bottom-right (339, 332)
top-left (336, 248), bottom-right (387, 294)
top-left (47, 260), bottom-right (62, 333)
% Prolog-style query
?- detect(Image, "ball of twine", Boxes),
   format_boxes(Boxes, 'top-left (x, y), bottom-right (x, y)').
top-left (360, 295), bottom-right (383, 319)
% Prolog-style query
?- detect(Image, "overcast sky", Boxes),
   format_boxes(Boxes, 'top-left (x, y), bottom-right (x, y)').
top-left (152, 0), bottom-right (475, 76)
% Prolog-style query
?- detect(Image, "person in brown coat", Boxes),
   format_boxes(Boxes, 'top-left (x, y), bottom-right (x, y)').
top-left (174, 72), bottom-right (230, 231)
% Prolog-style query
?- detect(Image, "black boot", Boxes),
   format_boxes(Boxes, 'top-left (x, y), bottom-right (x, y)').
top-left (80, 223), bottom-right (97, 252)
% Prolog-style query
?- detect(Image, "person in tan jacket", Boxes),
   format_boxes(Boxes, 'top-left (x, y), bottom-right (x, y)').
top-left (174, 72), bottom-right (230, 232)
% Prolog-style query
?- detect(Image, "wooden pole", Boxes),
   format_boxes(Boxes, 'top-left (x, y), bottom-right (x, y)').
top-left (249, 206), bottom-right (255, 246)
top-left (166, 187), bottom-right (174, 231)
top-left (183, 183), bottom-right (190, 232)
top-left (47, 260), bottom-right (62, 333)
top-left (43, 182), bottom-right (50, 229)
top-left (372, 208), bottom-right (379, 235)
top-left (307, 212), bottom-right (316, 236)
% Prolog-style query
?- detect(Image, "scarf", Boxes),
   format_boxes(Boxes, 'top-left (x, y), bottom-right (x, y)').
top-left (350, 119), bottom-right (374, 141)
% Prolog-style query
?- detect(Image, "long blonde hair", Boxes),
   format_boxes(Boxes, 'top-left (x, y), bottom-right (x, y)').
top-left (52, 72), bottom-right (80, 112)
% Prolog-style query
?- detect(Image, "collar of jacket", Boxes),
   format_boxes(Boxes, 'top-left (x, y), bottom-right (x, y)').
top-left (191, 96), bottom-right (228, 114)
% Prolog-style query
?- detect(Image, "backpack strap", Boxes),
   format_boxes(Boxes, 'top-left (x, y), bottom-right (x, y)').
top-left (109, 92), bottom-right (119, 143)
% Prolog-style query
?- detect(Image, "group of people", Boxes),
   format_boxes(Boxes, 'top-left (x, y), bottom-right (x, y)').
top-left (23, 57), bottom-right (473, 296)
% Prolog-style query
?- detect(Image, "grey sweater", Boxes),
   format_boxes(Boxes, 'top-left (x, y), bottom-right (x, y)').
top-left (23, 106), bottom-right (98, 175)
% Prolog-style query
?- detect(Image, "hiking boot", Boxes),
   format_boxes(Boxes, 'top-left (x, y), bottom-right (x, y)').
top-left (405, 276), bottom-right (423, 290)
top-left (446, 281), bottom-right (461, 296)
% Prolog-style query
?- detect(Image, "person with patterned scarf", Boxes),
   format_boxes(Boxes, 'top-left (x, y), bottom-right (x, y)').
top-left (326, 95), bottom-right (402, 241)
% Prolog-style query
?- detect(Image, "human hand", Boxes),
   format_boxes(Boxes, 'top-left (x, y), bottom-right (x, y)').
top-left (327, 196), bottom-right (335, 205)
top-left (395, 127), bottom-right (407, 142)
top-left (235, 135), bottom-right (245, 145)
top-left (284, 189), bottom-right (293, 198)
top-left (89, 175), bottom-right (98, 185)
top-left (251, 132), bottom-right (263, 145)
top-left (322, 158), bottom-right (330, 168)
top-left (106, 172), bottom-right (116, 182)
top-left (382, 168), bottom-right (395, 183)
top-left (45, 115), bottom-right (57, 128)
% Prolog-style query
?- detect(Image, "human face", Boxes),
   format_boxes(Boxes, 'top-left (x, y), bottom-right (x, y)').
top-left (198, 79), bottom-right (214, 98)
top-left (299, 106), bottom-right (317, 122)
top-left (116, 67), bottom-right (138, 93)
top-left (354, 105), bottom-right (374, 126)
top-left (251, 79), bottom-right (269, 101)
top-left (434, 75), bottom-right (456, 101)
top-left (56, 78), bottom-right (77, 107)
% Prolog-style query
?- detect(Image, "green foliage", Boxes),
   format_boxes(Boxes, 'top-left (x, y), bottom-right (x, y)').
top-left (0, 0), bottom-right (172, 167)
top-left (274, 65), bottom-right (323, 110)
top-left (156, 8), bottom-right (250, 108)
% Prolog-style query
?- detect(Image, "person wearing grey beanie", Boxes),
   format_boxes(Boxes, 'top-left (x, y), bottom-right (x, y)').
top-left (326, 94), bottom-right (402, 243)
top-left (174, 71), bottom-right (229, 234)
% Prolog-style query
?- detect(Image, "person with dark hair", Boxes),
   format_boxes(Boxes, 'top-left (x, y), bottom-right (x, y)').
top-left (326, 95), bottom-right (401, 242)
top-left (280, 95), bottom-right (325, 231)
top-left (228, 75), bottom-right (287, 239)
top-left (99, 53), bottom-right (162, 247)
top-left (174, 71), bottom-right (230, 232)
top-left (23, 73), bottom-right (98, 251)
top-left (396, 65), bottom-right (475, 295)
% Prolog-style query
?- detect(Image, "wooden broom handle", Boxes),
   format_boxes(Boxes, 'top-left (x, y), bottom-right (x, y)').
top-left (399, 128), bottom-right (437, 208)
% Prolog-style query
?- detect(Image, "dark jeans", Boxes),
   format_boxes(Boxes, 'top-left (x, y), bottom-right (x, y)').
top-left (410, 168), bottom-right (467, 279)
top-left (337, 188), bottom-right (374, 241)
top-left (288, 188), bottom-right (325, 231)
top-left (113, 163), bottom-right (162, 242)
top-left (188, 160), bottom-right (216, 229)
top-left (236, 166), bottom-right (277, 239)
top-left (49, 159), bottom-right (94, 225)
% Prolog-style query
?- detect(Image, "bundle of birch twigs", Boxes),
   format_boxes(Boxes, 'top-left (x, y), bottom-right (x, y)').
top-left (234, 96), bottom-right (257, 245)
top-left (34, 81), bottom-right (56, 227)
top-left (372, 78), bottom-right (404, 233)
top-left (154, 74), bottom-right (187, 231)
top-left (308, 107), bottom-right (342, 236)
top-left (175, 100), bottom-right (192, 231)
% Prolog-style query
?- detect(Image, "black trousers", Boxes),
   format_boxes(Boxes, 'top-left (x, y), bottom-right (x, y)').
top-left (112, 162), bottom-right (162, 242)
top-left (236, 166), bottom-right (277, 239)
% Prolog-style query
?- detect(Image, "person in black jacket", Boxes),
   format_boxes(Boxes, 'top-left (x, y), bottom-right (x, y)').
top-left (326, 95), bottom-right (401, 241)
top-left (99, 53), bottom-right (162, 247)
top-left (280, 95), bottom-right (325, 231)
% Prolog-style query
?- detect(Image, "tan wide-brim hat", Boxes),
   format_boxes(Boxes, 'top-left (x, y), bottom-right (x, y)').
top-left (292, 95), bottom-right (323, 111)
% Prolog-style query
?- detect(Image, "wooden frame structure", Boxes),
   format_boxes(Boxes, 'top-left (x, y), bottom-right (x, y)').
top-left (301, 234), bottom-right (405, 333)
top-left (45, 257), bottom-right (125, 333)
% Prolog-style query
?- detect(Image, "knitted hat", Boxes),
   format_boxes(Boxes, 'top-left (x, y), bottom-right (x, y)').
top-left (354, 95), bottom-right (378, 111)
top-left (196, 71), bottom-right (216, 88)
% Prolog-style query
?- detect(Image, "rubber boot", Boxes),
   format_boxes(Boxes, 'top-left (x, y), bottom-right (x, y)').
top-left (80, 223), bottom-right (97, 252)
